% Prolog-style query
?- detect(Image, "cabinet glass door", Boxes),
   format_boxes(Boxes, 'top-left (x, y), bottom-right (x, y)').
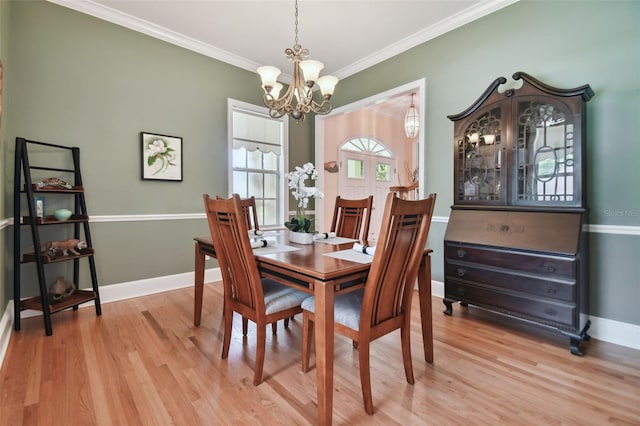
top-left (514, 99), bottom-right (579, 206)
top-left (456, 106), bottom-right (504, 204)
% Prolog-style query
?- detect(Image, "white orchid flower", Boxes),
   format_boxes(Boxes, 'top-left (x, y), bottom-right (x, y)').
top-left (147, 139), bottom-right (167, 155)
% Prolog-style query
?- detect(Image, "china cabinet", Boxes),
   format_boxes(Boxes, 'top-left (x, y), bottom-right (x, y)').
top-left (443, 72), bottom-right (593, 355)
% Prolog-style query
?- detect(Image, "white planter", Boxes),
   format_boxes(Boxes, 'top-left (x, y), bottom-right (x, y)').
top-left (288, 230), bottom-right (314, 245)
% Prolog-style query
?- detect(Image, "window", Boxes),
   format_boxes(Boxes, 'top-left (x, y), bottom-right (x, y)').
top-left (341, 137), bottom-right (392, 157)
top-left (346, 159), bottom-right (365, 179)
top-left (228, 100), bottom-right (288, 227)
top-left (376, 163), bottom-right (391, 181)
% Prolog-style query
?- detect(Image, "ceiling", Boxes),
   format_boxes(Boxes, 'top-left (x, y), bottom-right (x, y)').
top-left (50, 0), bottom-right (517, 117)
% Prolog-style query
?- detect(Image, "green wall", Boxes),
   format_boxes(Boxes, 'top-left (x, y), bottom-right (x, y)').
top-left (2, 1), bottom-right (639, 328)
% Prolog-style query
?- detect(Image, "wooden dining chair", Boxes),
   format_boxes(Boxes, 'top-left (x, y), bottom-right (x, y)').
top-left (330, 195), bottom-right (374, 241)
top-left (216, 195), bottom-right (270, 333)
top-left (301, 192), bottom-right (436, 414)
top-left (203, 194), bottom-right (309, 385)
top-left (216, 195), bottom-right (259, 232)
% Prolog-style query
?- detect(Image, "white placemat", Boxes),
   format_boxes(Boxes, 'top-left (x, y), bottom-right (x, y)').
top-left (253, 244), bottom-right (300, 255)
top-left (323, 249), bottom-right (374, 264)
top-left (314, 236), bottom-right (359, 245)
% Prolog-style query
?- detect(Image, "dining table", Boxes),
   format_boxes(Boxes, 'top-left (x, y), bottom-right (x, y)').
top-left (193, 232), bottom-right (434, 426)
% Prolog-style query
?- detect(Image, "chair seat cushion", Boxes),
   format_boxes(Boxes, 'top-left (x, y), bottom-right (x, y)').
top-left (301, 288), bottom-right (364, 330)
top-left (262, 278), bottom-right (309, 315)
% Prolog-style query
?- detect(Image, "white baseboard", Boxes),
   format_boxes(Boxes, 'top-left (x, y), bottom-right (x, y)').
top-left (0, 302), bottom-right (14, 370)
top-left (1, 273), bottom-right (637, 370)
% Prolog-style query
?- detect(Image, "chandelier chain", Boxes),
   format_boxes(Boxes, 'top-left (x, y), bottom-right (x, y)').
top-left (294, 0), bottom-right (299, 48)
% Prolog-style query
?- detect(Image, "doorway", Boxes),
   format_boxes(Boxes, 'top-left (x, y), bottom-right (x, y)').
top-left (339, 138), bottom-right (395, 241)
top-left (315, 78), bottom-right (426, 237)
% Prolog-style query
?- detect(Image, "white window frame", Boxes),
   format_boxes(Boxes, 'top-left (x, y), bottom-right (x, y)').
top-left (227, 98), bottom-right (289, 227)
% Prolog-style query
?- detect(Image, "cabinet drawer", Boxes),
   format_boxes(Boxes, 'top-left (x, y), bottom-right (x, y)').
top-left (445, 243), bottom-right (576, 278)
top-left (445, 280), bottom-right (577, 328)
top-left (445, 261), bottom-right (575, 302)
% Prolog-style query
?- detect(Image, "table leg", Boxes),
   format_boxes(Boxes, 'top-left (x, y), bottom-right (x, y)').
top-left (314, 280), bottom-right (335, 426)
top-left (417, 253), bottom-right (434, 363)
top-left (194, 242), bottom-right (205, 326)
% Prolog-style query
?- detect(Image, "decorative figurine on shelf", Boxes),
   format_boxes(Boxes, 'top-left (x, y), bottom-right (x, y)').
top-left (48, 276), bottom-right (76, 303)
top-left (44, 239), bottom-right (88, 259)
top-left (36, 177), bottom-right (72, 190)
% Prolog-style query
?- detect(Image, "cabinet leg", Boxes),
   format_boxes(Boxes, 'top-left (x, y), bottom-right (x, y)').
top-left (443, 299), bottom-right (453, 316)
top-left (568, 320), bottom-right (591, 356)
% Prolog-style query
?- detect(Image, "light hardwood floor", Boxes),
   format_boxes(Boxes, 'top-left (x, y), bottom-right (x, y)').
top-left (1, 283), bottom-right (638, 425)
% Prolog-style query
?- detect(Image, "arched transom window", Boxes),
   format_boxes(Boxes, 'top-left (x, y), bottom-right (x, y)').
top-left (341, 137), bottom-right (392, 157)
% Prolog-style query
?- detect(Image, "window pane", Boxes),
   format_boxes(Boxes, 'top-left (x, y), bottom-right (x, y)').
top-left (347, 159), bottom-right (365, 179)
top-left (232, 147), bottom-right (246, 168)
top-left (263, 151), bottom-right (278, 171)
top-left (264, 174), bottom-right (277, 198)
top-left (263, 199), bottom-right (277, 226)
top-left (247, 149), bottom-right (262, 169)
top-left (376, 163), bottom-right (391, 181)
top-left (249, 172), bottom-right (264, 197)
top-left (233, 171), bottom-right (247, 198)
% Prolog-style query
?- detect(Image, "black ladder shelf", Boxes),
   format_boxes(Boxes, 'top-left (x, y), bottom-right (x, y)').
top-left (13, 137), bottom-right (102, 335)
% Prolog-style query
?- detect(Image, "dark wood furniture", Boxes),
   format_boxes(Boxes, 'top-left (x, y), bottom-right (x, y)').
top-left (202, 194), bottom-right (309, 385)
top-left (443, 72), bottom-right (593, 355)
top-left (193, 234), bottom-right (434, 425)
top-left (13, 137), bottom-right (101, 335)
top-left (302, 193), bottom-right (436, 415)
top-left (329, 195), bottom-right (373, 240)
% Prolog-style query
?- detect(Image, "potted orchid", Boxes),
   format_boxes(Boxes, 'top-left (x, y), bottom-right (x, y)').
top-left (285, 162), bottom-right (323, 243)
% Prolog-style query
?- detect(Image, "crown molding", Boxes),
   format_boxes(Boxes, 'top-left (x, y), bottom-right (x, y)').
top-left (47, 0), bottom-right (260, 73)
top-left (334, 0), bottom-right (520, 79)
top-left (48, 0), bottom-right (519, 80)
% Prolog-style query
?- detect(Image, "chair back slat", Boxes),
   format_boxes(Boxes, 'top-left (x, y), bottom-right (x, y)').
top-left (330, 195), bottom-right (373, 241)
top-left (204, 194), bottom-right (264, 313)
top-left (216, 195), bottom-right (260, 231)
top-left (361, 192), bottom-right (436, 329)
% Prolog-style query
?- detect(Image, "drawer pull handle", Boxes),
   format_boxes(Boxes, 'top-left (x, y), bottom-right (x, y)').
top-left (457, 287), bottom-right (466, 296)
top-left (544, 307), bottom-right (557, 316)
top-left (457, 268), bottom-right (466, 277)
top-left (544, 262), bottom-right (557, 272)
top-left (544, 285), bottom-right (557, 294)
top-left (457, 249), bottom-right (466, 258)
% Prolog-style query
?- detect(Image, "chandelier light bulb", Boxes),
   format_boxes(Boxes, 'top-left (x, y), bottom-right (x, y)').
top-left (299, 60), bottom-right (324, 84)
top-left (257, 66), bottom-right (281, 90)
top-left (317, 75), bottom-right (338, 98)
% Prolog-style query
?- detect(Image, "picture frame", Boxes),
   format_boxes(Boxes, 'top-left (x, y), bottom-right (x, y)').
top-left (34, 196), bottom-right (45, 218)
top-left (141, 132), bottom-right (183, 181)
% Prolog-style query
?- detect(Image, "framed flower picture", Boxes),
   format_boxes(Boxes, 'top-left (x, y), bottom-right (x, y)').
top-left (141, 132), bottom-right (183, 181)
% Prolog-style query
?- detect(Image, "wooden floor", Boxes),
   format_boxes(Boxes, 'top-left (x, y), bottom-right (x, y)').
top-left (1, 283), bottom-right (638, 425)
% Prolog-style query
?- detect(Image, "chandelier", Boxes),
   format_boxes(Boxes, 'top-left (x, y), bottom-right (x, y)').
top-left (404, 93), bottom-right (420, 138)
top-left (257, 0), bottom-right (338, 122)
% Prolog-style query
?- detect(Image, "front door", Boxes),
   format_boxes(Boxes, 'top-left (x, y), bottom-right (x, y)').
top-left (339, 150), bottom-right (395, 242)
